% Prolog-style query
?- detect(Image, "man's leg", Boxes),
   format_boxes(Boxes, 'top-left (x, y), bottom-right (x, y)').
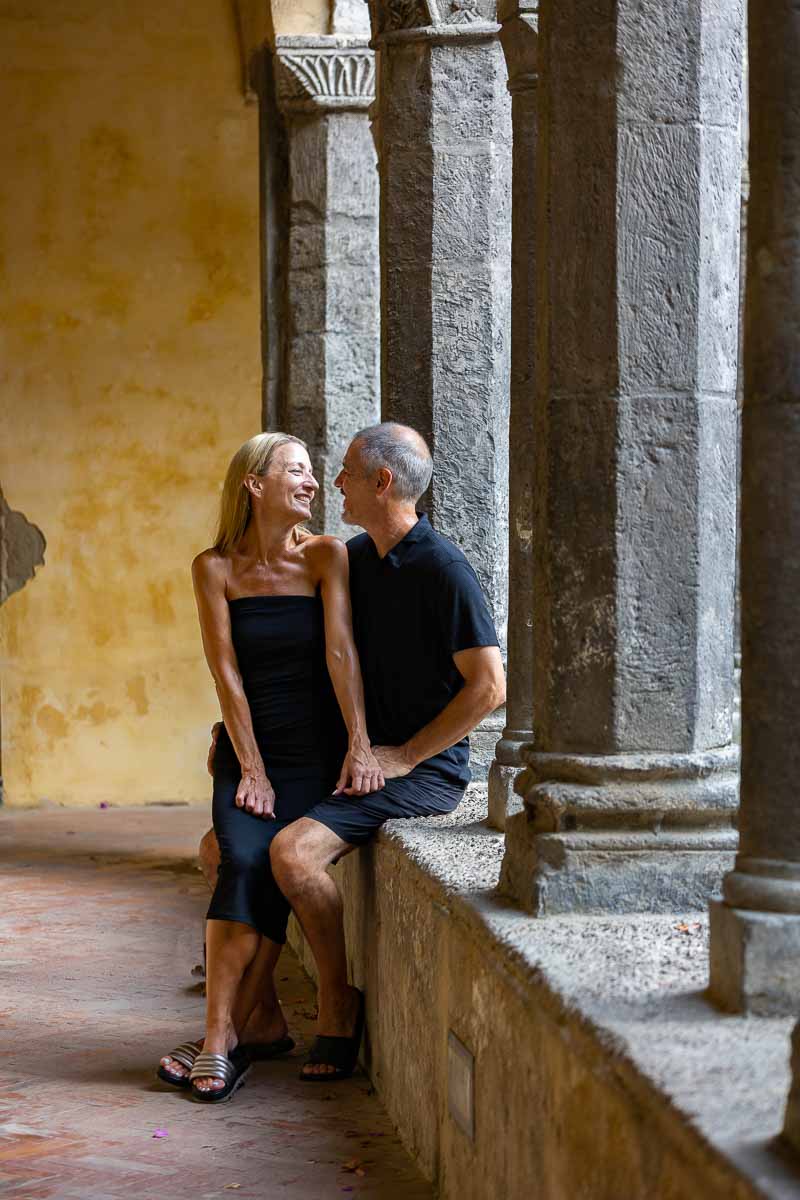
top-left (270, 818), bottom-right (357, 1077)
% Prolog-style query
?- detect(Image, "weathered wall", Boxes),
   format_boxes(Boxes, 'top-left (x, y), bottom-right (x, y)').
top-left (0, 0), bottom-right (261, 807)
top-left (271, 0), bottom-right (329, 36)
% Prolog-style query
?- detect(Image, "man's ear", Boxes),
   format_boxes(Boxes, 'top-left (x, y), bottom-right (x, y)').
top-left (375, 467), bottom-right (393, 495)
top-left (243, 472), bottom-right (263, 498)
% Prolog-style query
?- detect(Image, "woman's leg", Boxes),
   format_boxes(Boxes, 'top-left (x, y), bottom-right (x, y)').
top-left (191, 770), bottom-right (273, 1093)
top-left (233, 935), bottom-right (288, 1044)
top-left (192, 917), bottom-right (261, 1093)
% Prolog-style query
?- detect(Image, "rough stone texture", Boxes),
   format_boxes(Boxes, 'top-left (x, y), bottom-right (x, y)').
top-left (0, 805), bottom-right (432, 1199)
top-left (710, 901), bottom-right (800, 1016)
top-left (368, 3), bottom-right (512, 656)
top-left (275, 34), bottom-right (380, 538)
top-left (784, 1021), bottom-right (800, 1152)
top-left (487, 1), bottom-right (538, 829)
top-left (500, 0), bottom-right (743, 911)
top-left (330, 0), bottom-right (371, 35)
top-left (0, 486), bottom-right (45, 606)
top-left (710, 0), bottom-right (800, 1016)
top-left (289, 788), bottom-right (800, 1199)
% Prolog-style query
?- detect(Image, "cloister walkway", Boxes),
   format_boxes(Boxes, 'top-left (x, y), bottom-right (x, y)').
top-left (0, 806), bottom-right (432, 1200)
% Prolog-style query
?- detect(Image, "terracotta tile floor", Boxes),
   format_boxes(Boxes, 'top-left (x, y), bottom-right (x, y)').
top-left (0, 805), bottom-right (433, 1200)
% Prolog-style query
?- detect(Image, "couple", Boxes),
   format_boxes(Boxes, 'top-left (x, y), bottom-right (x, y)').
top-left (158, 422), bottom-right (505, 1101)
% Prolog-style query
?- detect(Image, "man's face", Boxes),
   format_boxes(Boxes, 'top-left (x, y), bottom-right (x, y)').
top-left (334, 441), bottom-right (379, 528)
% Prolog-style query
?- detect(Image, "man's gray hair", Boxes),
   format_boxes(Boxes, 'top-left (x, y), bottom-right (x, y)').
top-left (352, 422), bottom-right (433, 503)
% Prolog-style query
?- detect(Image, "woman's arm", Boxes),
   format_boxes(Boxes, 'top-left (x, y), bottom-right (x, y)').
top-left (191, 551), bottom-right (276, 819)
top-left (313, 538), bottom-right (385, 796)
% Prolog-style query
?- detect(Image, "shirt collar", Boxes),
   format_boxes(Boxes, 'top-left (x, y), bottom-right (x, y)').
top-left (383, 513), bottom-right (431, 568)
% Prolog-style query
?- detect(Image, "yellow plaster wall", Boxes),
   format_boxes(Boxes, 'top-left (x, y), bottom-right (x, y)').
top-left (0, 1), bottom-right (262, 806)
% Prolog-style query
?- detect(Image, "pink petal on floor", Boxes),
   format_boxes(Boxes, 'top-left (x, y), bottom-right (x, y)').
top-left (152, 1129), bottom-right (168, 1138)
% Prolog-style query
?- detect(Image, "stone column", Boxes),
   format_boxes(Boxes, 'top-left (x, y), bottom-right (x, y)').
top-left (487, 1), bottom-right (538, 828)
top-left (499, 0), bottom-right (742, 914)
top-left (709, 0), bottom-right (800, 1015)
top-left (367, 0), bottom-right (512, 777)
top-left (274, 29), bottom-right (380, 539)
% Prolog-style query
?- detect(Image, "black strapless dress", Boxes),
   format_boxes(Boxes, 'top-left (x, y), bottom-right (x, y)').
top-left (207, 595), bottom-right (346, 943)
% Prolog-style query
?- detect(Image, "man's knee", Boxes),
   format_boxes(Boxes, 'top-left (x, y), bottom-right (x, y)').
top-left (269, 827), bottom-right (303, 895)
top-left (271, 818), bottom-right (347, 897)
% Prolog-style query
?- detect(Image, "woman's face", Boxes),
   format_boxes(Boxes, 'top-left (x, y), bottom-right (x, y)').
top-left (260, 442), bottom-right (318, 523)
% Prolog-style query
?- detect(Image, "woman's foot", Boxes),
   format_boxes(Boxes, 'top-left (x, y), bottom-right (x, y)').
top-left (240, 999), bottom-right (289, 1048)
top-left (158, 1038), bottom-right (203, 1086)
top-left (192, 1025), bottom-right (239, 1094)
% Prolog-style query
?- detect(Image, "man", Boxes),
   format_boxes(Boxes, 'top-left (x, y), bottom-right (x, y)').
top-left (271, 422), bottom-right (504, 1078)
top-left (201, 422), bottom-right (505, 1079)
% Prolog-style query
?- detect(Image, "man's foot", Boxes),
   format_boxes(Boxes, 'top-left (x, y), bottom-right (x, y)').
top-left (301, 985), bottom-right (361, 1079)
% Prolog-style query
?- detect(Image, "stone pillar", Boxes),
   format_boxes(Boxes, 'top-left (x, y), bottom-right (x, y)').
top-left (274, 28), bottom-right (380, 539)
top-left (487, 1), bottom-right (538, 829)
top-left (367, 0), bottom-right (512, 778)
top-left (499, 0), bottom-right (742, 914)
top-left (709, 0), bottom-right (800, 1015)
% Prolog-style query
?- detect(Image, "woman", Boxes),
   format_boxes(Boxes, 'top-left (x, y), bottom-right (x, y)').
top-left (157, 432), bottom-right (382, 1102)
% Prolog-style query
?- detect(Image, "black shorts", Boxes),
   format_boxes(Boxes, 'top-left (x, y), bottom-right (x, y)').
top-left (304, 765), bottom-right (466, 847)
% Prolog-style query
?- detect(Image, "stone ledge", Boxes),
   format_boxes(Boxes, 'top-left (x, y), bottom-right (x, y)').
top-left (289, 783), bottom-right (800, 1198)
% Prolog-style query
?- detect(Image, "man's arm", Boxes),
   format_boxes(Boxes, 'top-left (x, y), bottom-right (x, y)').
top-left (372, 645), bottom-right (506, 778)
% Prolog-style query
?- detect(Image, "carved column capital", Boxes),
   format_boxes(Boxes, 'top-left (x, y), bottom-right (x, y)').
top-left (274, 35), bottom-right (376, 114)
top-left (497, 1), bottom-right (538, 94)
top-left (368, 0), bottom-right (499, 44)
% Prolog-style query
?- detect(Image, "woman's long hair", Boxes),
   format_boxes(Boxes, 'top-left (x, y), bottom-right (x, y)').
top-left (213, 432), bottom-right (308, 553)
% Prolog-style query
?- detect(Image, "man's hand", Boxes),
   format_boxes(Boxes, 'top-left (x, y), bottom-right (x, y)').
top-left (207, 722), bottom-right (222, 776)
top-left (335, 743), bottom-right (386, 796)
top-left (235, 769), bottom-right (276, 819)
top-left (371, 744), bottom-right (415, 781)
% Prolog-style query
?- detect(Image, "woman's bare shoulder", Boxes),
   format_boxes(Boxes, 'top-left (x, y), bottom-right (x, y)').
top-left (301, 534), bottom-right (347, 565)
top-left (192, 547), bottom-right (229, 587)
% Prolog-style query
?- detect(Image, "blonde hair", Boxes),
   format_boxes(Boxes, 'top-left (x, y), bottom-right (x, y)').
top-left (214, 432), bottom-right (308, 553)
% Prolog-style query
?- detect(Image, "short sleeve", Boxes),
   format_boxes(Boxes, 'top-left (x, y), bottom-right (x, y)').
top-left (435, 560), bottom-right (499, 655)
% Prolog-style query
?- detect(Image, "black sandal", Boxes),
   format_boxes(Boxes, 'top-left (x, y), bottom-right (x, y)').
top-left (243, 1035), bottom-right (295, 1062)
top-left (300, 990), bottom-right (365, 1083)
top-left (189, 1046), bottom-right (251, 1103)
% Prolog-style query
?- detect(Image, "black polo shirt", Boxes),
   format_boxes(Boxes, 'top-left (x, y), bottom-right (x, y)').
top-left (346, 514), bottom-right (499, 786)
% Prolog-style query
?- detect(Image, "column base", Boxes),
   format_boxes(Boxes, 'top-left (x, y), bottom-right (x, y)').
top-left (469, 708), bottom-right (507, 783)
top-left (500, 821), bottom-right (737, 915)
top-left (487, 762), bottom-right (525, 830)
top-left (486, 729), bottom-right (531, 830)
top-left (709, 899), bottom-right (800, 1015)
top-left (498, 746), bottom-right (739, 914)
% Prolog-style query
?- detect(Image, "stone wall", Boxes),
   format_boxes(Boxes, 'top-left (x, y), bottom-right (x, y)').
top-left (289, 794), bottom-right (800, 1199)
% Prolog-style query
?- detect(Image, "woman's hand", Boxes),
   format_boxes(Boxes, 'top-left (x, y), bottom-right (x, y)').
top-left (235, 769), bottom-right (276, 819)
top-left (335, 743), bottom-right (385, 796)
